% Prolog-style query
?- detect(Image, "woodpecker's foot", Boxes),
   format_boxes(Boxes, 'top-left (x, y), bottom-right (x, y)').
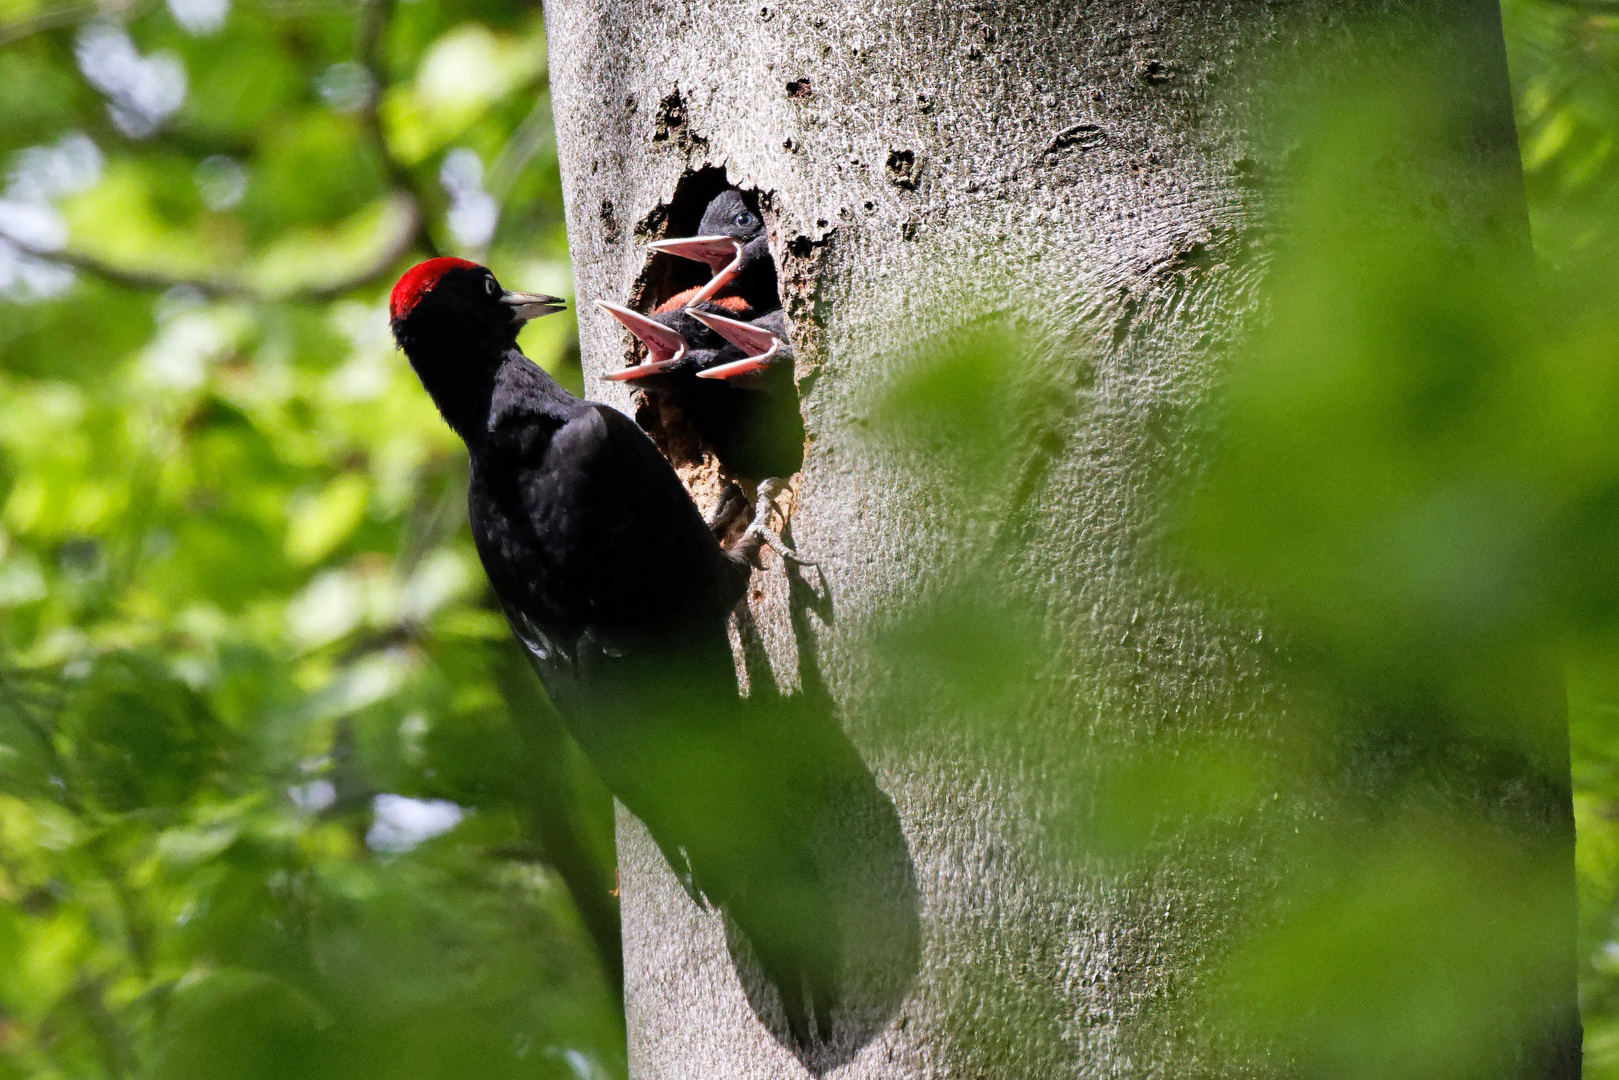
top-left (740, 479), bottom-right (815, 567)
top-left (705, 483), bottom-right (748, 534)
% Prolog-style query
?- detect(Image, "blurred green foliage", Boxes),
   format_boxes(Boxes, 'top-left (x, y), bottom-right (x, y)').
top-left (2, 0), bottom-right (1619, 1075)
top-left (0, 0), bottom-right (621, 1076)
top-left (855, 8), bottom-right (1619, 1077)
top-left (1497, 3), bottom-right (1619, 1072)
top-left (1507, 10), bottom-right (1619, 1065)
top-left (1164, 7), bottom-right (1619, 1074)
top-left (1167, 26), bottom-right (1619, 1075)
top-left (1508, 0), bottom-right (1619, 257)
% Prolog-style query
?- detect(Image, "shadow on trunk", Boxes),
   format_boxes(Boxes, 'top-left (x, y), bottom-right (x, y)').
top-left (725, 561), bottom-right (920, 1072)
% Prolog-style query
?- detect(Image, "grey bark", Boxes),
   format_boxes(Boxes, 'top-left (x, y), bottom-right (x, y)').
top-left (538, 0), bottom-right (1577, 1076)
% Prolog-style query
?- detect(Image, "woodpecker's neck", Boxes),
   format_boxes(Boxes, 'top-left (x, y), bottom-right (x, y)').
top-left (734, 235), bottom-right (777, 299)
top-left (396, 336), bottom-right (495, 442)
top-left (393, 311), bottom-right (532, 440)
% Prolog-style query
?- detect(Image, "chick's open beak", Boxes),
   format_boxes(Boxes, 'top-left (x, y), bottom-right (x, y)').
top-left (647, 235), bottom-right (743, 273)
top-left (602, 359), bottom-right (684, 381)
top-left (502, 290), bottom-right (567, 322)
top-left (687, 309), bottom-right (782, 379)
top-left (594, 300), bottom-right (687, 364)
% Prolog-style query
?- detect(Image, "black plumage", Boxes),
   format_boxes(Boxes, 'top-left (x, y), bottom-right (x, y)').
top-left (390, 257), bottom-right (838, 1046)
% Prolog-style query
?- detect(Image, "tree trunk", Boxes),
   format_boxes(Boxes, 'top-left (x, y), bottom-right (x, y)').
top-left (538, 0), bottom-right (1578, 1076)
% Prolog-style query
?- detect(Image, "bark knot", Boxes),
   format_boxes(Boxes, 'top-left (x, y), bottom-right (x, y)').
top-left (653, 88), bottom-right (707, 153)
top-left (886, 149), bottom-right (920, 190)
top-left (1047, 123), bottom-right (1107, 154)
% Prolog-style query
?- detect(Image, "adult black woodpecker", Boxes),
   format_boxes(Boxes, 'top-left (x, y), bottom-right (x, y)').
top-left (389, 257), bottom-right (838, 1045)
top-left (649, 189), bottom-right (777, 312)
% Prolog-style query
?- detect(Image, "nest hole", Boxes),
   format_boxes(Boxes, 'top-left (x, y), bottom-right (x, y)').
top-left (613, 169), bottom-right (807, 533)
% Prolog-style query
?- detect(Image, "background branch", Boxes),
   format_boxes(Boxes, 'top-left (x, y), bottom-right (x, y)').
top-left (0, 196), bottom-right (423, 301)
top-left (354, 0), bottom-right (443, 260)
top-left (0, 0), bottom-right (152, 46)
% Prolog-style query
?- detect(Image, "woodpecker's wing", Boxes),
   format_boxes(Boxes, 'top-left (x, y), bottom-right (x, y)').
top-left (480, 394), bottom-right (842, 1048)
top-left (497, 403), bottom-right (744, 634)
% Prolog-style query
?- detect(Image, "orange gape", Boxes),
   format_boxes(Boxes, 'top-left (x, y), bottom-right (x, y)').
top-left (654, 289), bottom-right (751, 316)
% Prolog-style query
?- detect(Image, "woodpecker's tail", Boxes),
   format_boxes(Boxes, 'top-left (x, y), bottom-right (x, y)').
top-left (534, 631), bottom-right (856, 1051)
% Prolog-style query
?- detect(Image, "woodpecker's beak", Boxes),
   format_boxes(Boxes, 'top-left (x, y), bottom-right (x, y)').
top-left (685, 246), bottom-right (751, 307)
top-left (595, 300), bottom-right (687, 364)
top-left (687, 309), bottom-right (782, 380)
top-left (503, 290), bottom-right (567, 322)
top-left (647, 235), bottom-right (743, 274)
top-left (698, 353), bottom-right (775, 380)
top-left (602, 359), bottom-right (684, 382)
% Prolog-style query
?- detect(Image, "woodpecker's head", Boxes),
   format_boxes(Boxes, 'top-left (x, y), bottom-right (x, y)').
top-left (389, 257), bottom-right (565, 353)
top-left (696, 190), bottom-right (762, 244)
top-left (647, 190), bottom-right (766, 275)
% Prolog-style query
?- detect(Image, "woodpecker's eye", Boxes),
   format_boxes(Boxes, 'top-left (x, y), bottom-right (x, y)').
top-left (485, 276), bottom-right (500, 296)
top-left (734, 211), bottom-right (756, 229)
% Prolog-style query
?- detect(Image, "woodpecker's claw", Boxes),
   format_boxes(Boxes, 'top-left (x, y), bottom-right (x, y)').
top-left (742, 480), bottom-right (815, 566)
top-left (687, 309), bottom-right (783, 379)
top-left (595, 300), bottom-right (687, 364)
top-left (705, 484), bottom-right (748, 533)
top-left (647, 234), bottom-right (743, 274)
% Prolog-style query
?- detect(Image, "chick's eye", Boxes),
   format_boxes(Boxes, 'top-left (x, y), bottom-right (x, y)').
top-left (735, 212), bottom-right (756, 228)
top-left (485, 276), bottom-right (500, 296)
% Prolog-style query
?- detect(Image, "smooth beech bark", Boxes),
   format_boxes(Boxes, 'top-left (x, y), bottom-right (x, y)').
top-left (539, 0), bottom-right (1577, 1076)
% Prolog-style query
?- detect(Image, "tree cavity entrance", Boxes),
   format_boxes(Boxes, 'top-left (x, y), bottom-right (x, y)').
top-left (609, 167), bottom-right (807, 542)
